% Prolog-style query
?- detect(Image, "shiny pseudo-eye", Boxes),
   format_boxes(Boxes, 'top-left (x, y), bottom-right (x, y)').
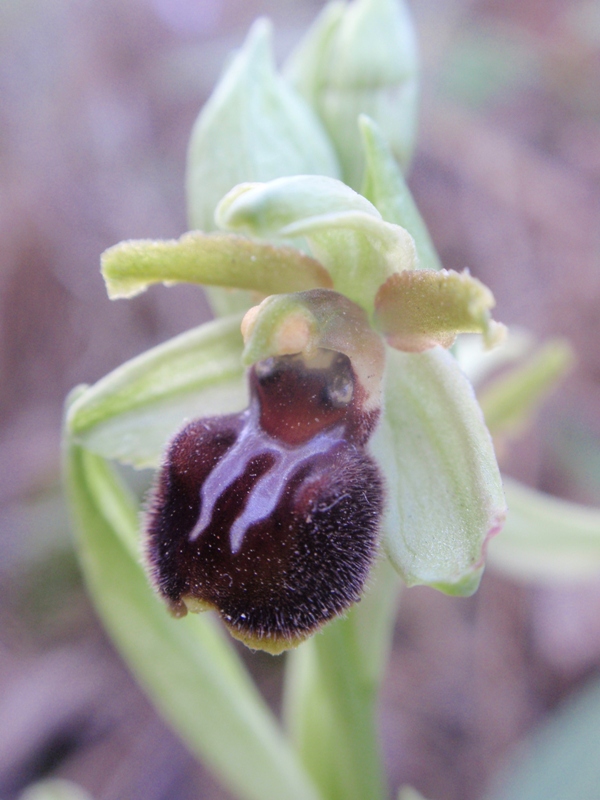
top-left (145, 349), bottom-right (384, 654)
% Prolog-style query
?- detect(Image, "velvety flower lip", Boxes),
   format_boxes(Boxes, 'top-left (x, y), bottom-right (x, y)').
top-left (146, 341), bottom-right (385, 654)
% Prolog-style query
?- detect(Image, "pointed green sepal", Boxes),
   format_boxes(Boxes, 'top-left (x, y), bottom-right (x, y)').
top-left (371, 346), bottom-right (506, 594)
top-left (66, 316), bottom-right (247, 468)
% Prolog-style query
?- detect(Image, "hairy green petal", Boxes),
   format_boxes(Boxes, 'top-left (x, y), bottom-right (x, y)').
top-left (217, 176), bottom-right (416, 312)
top-left (64, 443), bottom-right (322, 800)
top-left (487, 478), bottom-right (600, 582)
top-left (360, 115), bottom-right (442, 271)
top-left (374, 269), bottom-right (506, 352)
top-left (372, 346), bottom-right (506, 594)
top-left (101, 232), bottom-right (331, 300)
top-left (66, 316), bottom-right (247, 468)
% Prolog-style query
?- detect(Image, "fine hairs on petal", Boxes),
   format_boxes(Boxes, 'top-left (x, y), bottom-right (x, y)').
top-left (145, 350), bottom-right (384, 653)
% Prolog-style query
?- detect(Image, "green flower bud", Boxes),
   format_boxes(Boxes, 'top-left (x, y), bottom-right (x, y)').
top-left (186, 18), bottom-right (340, 317)
top-left (285, 0), bottom-right (419, 189)
top-left (187, 19), bottom-right (339, 232)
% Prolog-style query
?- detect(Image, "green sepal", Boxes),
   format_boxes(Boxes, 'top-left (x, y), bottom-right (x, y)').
top-left (285, 0), bottom-right (419, 188)
top-left (217, 176), bottom-right (417, 312)
top-left (64, 441), bottom-right (322, 800)
top-left (371, 345), bottom-right (506, 594)
top-left (66, 316), bottom-right (247, 468)
top-left (101, 232), bottom-right (332, 300)
top-left (360, 115), bottom-right (442, 271)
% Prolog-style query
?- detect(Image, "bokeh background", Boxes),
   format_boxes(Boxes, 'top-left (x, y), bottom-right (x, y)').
top-left (1, 0), bottom-right (599, 798)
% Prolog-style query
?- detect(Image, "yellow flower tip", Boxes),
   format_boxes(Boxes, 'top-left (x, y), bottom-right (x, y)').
top-left (172, 595), bottom-right (307, 654)
top-left (226, 626), bottom-right (310, 656)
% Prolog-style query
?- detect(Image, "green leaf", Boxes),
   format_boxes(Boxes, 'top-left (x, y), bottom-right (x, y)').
top-left (186, 18), bottom-right (339, 233)
top-left (285, 0), bottom-right (419, 188)
top-left (66, 316), bottom-right (247, 468)
top-left (371, 345), bottom-right (506, 594)
top-left (19, 780), bottom-right (93, 800)
top-left (101, 232), bottom-right (332, 300)
top-left (65, 442), bottom-right (322, 800)
top-left (360, 115), bottom-right (442, 271)
top-left (484, 675), bottom-right (600, 800)
top-left (374, 269), bottom-right (505, 352)
top-left (478, 339), bottom-right (574, 437)
top-left (487, 477), bottom-right (600, 582)
top-left (217, 176), bottom-right (417, 312)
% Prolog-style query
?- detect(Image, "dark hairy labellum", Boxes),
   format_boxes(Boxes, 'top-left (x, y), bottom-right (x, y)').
top-left (146, 349), bottom-right (384, 653)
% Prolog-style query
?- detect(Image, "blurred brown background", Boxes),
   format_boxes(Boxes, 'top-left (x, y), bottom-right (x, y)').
top-left (1, 0), bottom-right (599, 798)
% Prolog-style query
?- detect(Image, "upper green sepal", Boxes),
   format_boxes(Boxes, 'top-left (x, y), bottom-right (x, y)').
top-left (217, 175), bottom-right (417, 312)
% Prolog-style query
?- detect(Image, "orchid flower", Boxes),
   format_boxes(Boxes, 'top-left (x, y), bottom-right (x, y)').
top-left (62, 4), bottom-right (512, 799)
top-left (67, 112), bottom-right (506, 654)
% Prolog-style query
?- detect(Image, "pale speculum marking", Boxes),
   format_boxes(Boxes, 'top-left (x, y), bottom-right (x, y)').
top-left (190, 404), bottom-right (347, 552)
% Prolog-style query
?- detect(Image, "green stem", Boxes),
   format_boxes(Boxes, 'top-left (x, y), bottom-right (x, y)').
top-left (284, 558), bottom-right (401, 800)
